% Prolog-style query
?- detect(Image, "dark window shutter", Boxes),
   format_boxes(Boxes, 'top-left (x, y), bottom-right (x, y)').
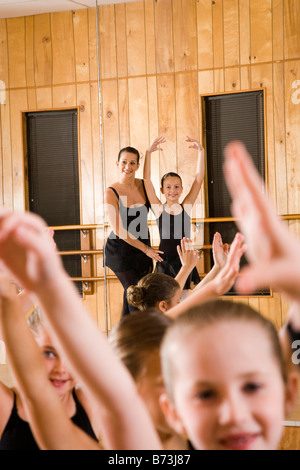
top-left (26, 109), bottom-right (82, 295)
top-left (204, 91), bottom-right (267, 295)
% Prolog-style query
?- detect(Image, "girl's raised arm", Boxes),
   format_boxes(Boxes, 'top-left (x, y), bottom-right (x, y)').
top-left (182, 137), bottom-right (205, 208)
top-left (143, 137), bottom-right (166, 217)
top-left (0, 210), bottom-right (162, 451)
top-left (0, 273), bottom-right (99, 450)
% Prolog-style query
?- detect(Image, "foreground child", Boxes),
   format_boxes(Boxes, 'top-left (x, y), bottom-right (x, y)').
top-left (109, 309), bottom-right (191, 450)
top-left (0, 209), bottom-right (161, 450)
top-left (160, 299), bottom-right (298, 450)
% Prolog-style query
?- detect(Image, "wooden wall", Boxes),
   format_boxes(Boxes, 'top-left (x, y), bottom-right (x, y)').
top-left (0, 0), bottom-right (300, 448)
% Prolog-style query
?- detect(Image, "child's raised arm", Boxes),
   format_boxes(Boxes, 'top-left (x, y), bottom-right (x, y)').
top-left (0, 273), bottom-right (98, 450)
top-left (182, 137), bottom-right (205, 208)
top-left (166, 232), bottom-right (245, 319)
top-left (175, 237), bottom-right (199, 291)
top-left (143, 136), bottom-right (166, 217)
top-left (0, 210), bottom-right (162, 451)
top-left (194, 232), bottom-right (230, 290)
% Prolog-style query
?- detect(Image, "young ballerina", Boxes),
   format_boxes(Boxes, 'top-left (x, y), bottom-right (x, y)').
top-left (143, 136), bottom-right (205, 298)
top-left (127, 231), bottom-right (246, 319)
top-left (127, 236), bottom-right (199, 313)
top-left (0, 305), bottom-right (101, 450)
top-left (159, 299), bottom-right (299, 450)
top-left (0, 209), bottom-right (161, 450)
top-left (108, 309), bottom-right (192, 450)
top-left (104, 146), bottom-right (163, 317)
top-left (0, 275), bottom-right (101, 450)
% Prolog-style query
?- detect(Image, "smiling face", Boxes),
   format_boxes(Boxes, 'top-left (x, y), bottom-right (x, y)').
top-left (34, 329), bottom-right (76, 398)
top-left (161, 176), bottom-right (183, 204)
top-left (117, 151), bottom-right (140, 178)
top-left (163, 320), bottom-right (293, 450)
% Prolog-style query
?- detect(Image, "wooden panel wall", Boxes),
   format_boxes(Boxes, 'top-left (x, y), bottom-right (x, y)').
top-left (0, 0), bottom-right (300, 447)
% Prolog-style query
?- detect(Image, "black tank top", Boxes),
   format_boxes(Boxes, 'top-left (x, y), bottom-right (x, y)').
top-left (108, 181), bottom-right (151, 241)
top-left (105, 180), bottom-right (153, 274)
top-left (0, 390), bottom-right (98, 450)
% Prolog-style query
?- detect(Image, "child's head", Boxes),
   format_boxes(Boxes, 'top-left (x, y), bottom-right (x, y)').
top-left (160, 299), bottom-right (298, 450)
top-left (160, 172), bottom-right (183, 203)
top-left (126, 273), bottom-right (181, 313)
top-left (108, 310), bottom-right (174, 438)
top-left (27, 307), bottom-right (76, 396)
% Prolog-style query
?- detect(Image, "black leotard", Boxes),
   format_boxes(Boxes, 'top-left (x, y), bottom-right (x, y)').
top-left (104, 181), bottom-right (153, 316)
top-left (105, 181), bottom-right (153, 276)
top-left (0, 390), bottom-right (98, 450)
top-left (156, 204), bottom-right (199, 289)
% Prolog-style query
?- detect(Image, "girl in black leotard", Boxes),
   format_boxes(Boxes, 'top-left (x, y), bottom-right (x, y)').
top-left (143, 136), bottom-right (205, 299)
top-left (0, 307), bottom-right (101, 449)
top-left (104, 146), bottom-right (163, 317)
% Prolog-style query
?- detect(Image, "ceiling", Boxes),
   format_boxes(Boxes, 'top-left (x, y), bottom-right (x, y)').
top-left (0, 0), bottom-right (139, 19)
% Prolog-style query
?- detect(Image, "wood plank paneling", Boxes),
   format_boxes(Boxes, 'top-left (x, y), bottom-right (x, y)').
top-left (128, 76), bottom-right (149, 177)
top-left (214, 68), bottom-right (225, 93)
top-left (9, 89), bottom-right (27, 211)
top-left (36, 87), bottom-right (52, 109)
top-left (52, 84), bottom-right (76, 108)
top-left (223, 0), bottom-right (239, 67)
top-left (115, 4), bottom-right (128, 78)
top-left (251, 64), bottom-right (275, 197)
top-left (273, 61), bottom-right (287, 214)
top-left (51, 12), bottom-right (75, 85)
top-left (239, 0), bottom-right (251, 65)
top-left (25, 16), bottom-right (35, 88)
top-left (126, 1), bottom-right (146, 77)
top-left (7, 18), bottom-right (26, 89)
top-left (1, 90), bottom-right (12, 210)
top-left (88, 8), bottom-right (98, 82)
top-left (99, 5), bottom-right (117, 80)
top-left (173, 0), bottom-right (197, 72)
top-left (34, 14), bottom-right (52, 87)
top-left (0, 4), bottom-right (300, 442)
top-left (285, 60), bottom-right (300, 217)
top-left (117, 79), bottom-right (130, 149)
top-left (0, 19), bottom-right (8, 85)
top-left (77, 83), bottom-right (94, 224)
top-left (154, 0), bottom-right (174, 74)
top-left (196, 0), bottom-right (213, 70)
top-left (212, 0), bottom-right (224, 69)
top-left (102, 79), bottom-right (120, 188)
top-left (157, 74), bottom-right (176, 177)
top-left (250, 0), bottom-right (272, 63)
top-left (175, 72), bottom-right (200, 210)
top-left (144, 0), bottom-right (156, 75)
top-left (272, 0), bottom-right (284, 61)
top-left (73, 10), bottom-right (90, 83)
top-left (284, 0), bottom-right (300, 60)
top-left (224, 67), bottom-right (240, 92)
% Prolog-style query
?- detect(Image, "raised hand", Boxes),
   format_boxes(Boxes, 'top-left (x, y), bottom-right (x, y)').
top-left (211, 232), bottom-right (246, 296)
top-left (212, 232), bottom-right (229, 270)
top-left (223, 141), bottom-right (300, 299)
top-left (185, 136), bottom-right (204, 152)
top-left (177, 237), bottom-right (199, 271)
top-left (147, 136), bottom-right (166, 154)
top-left (0, 209), bottom-right (63, 293)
